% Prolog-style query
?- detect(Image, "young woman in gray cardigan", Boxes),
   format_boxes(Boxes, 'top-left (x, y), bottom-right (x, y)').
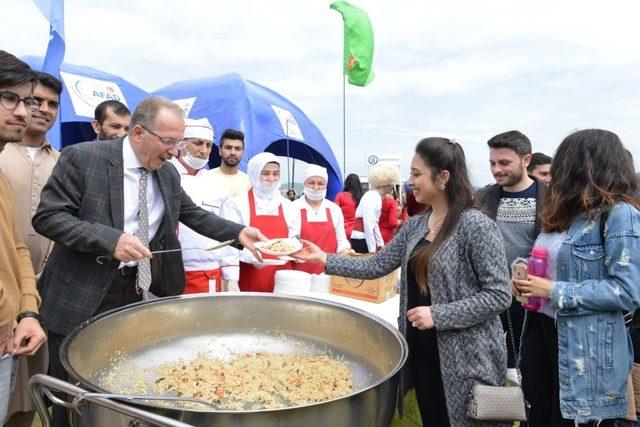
top-left (296, 138), bottom-right (512, 426)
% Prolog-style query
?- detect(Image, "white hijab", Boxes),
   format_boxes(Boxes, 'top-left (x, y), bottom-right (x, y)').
top-left (247, 152), bottom-right (282, 212)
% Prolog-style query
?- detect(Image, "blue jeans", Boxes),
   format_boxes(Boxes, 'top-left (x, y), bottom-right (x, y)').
top-left (0, 354), bottom-right (16, 423)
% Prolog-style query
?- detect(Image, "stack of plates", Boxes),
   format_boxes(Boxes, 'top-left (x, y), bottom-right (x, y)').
top-left (273, 270), bottom-right (311, 295)
top-left (310, 273), bottom-right (331, 293)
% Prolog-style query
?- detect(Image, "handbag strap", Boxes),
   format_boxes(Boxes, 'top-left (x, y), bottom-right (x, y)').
top-left (506, 308), bottom-right (523, 385)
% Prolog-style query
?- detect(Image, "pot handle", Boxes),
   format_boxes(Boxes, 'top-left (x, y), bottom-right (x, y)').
top-left (75, 392), bottom-right (219, 409)
top-left (28, 374), bottom-right (195, 427)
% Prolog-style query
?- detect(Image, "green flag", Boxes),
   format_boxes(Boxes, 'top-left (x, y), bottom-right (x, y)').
top-left (330, 0), bottom-right (374, 87)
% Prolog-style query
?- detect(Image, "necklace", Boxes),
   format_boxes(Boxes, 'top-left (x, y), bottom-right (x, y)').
top-left (426, 213), bottom-right (447, 237)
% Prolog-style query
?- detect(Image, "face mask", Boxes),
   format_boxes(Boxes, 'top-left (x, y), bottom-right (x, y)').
top-left (182, 152), bottom-right (209, 170)
top-left (254, 180), bottom-right (280, 198)
top-left (304, 186), bottom-right (326, 201)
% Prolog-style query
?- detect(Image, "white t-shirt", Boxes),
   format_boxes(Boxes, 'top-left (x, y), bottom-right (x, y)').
top-left (26, 146), bottom-right (41, 162)
top-left (351, 190), bottom-right (384, 252)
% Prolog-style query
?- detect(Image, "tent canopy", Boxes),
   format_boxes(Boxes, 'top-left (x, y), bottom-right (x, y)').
top-left (154, 73), bottom-right (343, 198)
top-left (23, 56), bottom-right (149, 149)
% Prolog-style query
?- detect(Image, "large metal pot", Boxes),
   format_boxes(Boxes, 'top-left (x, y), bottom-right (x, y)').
top-left (58, 293), bottom-right (408, 426)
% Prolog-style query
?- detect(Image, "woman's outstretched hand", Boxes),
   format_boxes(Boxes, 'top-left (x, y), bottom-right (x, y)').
top-left (292, 239), bottom-right (327, 265)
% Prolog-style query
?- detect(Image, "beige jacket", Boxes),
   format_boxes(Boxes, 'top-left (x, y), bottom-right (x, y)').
top-left (0, 142), bottom-right (60, 277)
top-left (0, 171), bottom-right (40, 341)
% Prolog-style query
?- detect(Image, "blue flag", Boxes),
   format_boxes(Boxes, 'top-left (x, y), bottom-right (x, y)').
top-left (33, 0), bottom-right (65, 149)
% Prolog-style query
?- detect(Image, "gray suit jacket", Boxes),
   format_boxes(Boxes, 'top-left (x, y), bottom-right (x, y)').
top-left (33, 137), bottom-right (244, 335)
top-left (326, 209), bottom-right (511, 426)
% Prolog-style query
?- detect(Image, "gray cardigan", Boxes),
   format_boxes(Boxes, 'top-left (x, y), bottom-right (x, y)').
top-left (326, 209), bottom-right (512, 426)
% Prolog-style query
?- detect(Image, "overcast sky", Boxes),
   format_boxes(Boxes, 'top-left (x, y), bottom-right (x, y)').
top-left (2, 0), bottom-right (640, 185)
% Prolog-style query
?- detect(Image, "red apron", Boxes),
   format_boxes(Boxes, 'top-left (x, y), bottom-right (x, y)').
top-left (354, 217), bottom-right (364, 232)
top-left (293, 208), bottom-right (338, 275)
top-left (239, 189), bottom-right (292, 292)
top-left (184, 269), bottom-right (221, 294)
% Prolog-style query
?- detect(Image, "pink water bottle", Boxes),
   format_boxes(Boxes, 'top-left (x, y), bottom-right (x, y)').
top-left (523, 246), bottom-right (548, 311)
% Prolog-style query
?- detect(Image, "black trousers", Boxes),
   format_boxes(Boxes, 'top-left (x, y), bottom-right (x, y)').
top-left (408, 327), bottom-right (450, 427)
top-left (48, 267), bottom-right (141, 427)
top-left (520, 312), bottom-right (616, 427)
top-left (350, 238), bottom-right (369, 254)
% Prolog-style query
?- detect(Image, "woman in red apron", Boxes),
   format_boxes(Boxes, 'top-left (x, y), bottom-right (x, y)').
top-left (221, 152), bottom-right (293, 292)
top-left (292, 165), bottom-right (351, 274)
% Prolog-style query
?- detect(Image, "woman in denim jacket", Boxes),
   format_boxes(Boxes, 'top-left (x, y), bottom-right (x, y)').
top-left (515, 129), bottom-right (640, 426)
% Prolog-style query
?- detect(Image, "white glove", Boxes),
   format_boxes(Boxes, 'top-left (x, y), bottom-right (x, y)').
top-left (225, 280), bottom-right (240, 292)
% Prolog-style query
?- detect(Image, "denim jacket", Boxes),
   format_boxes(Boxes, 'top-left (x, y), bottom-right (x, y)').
top-left (549, 202), bottom-right (640, 422)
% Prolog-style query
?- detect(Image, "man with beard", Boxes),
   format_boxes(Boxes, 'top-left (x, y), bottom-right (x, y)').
top-left (0, 71), bottom-right (61, 427)
top-left (91, 100), bottom-right (130, 141)
top-left (476, 130), bottom-right (546, 379)
top-left (206, 129), bottom-right (250, 197)
top-left (0, 50), bottom-right (47, 424)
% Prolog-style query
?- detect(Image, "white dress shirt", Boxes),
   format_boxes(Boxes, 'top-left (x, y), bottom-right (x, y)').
top-left (220, 190), bottom-right (295, 280)
top-left (351, 189), bottom-right (384, 252)
top-left (289, 197), bottom-right (350, 253)
top-left (122, 137), bottom-right (164, 265)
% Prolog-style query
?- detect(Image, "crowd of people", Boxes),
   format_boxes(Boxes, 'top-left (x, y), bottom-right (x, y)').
top-left (1, 47), bottom-right (640, 427)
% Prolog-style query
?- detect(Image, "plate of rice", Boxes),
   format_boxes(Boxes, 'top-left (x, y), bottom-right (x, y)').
top-left (255, 238), bottom-right (303, 256)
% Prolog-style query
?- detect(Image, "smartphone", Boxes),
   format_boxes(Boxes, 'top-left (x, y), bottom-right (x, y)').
top-left (512, 262), bottom-right (529, 304)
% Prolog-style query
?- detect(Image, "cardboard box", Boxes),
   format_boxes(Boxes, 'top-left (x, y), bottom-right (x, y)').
top-left (330, 254), bottom-right (398, 303)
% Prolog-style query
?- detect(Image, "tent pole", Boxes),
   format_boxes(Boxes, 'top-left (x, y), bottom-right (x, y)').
top-left (342, 73), bottom-right (346, 180)
top-left (286, 120), bottom-right (291, 191)
top-left (292, 158), bottom-right (296, 193)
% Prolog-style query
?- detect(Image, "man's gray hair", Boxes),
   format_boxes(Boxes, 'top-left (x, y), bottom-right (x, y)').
top-left (129, 96), bottom-right (185, 130)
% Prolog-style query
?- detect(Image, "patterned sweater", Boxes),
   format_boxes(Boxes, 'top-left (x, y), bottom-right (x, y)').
top-left (326, 209), bottom-right (512, 426)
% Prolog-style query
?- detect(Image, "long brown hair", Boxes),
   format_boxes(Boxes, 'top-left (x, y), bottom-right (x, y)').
top-left (410, 138), bottom-right (477, 294)
top-left (542, 129), bottom-right (640, 232)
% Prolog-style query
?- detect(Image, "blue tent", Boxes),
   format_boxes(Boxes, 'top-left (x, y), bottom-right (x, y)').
top-left (23, 56), bottom-right (149, 149)
top-left (154, 73), bottom-right (343, 198)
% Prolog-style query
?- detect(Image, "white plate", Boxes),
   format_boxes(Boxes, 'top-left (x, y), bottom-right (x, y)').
top-left (261, 259), bottom-right (289, 266)
top-left (254, 238), bottom-right (303, 256)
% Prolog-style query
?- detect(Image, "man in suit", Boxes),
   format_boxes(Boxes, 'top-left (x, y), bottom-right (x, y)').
top-left (32, 96), bottom-right (265, 426)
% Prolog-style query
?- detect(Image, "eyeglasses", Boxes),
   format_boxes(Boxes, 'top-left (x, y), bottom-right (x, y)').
top-left (140, 125), bottom-right (186, 150)
top-left (0, 91), bottom-right (40, 113)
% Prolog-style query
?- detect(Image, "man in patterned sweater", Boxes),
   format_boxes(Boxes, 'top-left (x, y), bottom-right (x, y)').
top-left (476, 130), bottom-right (547, 374)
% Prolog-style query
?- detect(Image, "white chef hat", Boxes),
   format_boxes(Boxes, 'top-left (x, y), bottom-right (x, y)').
top-left (304, 164), bottom-right (328, 182)
top-left (184, 118), bottom-right (214, 142)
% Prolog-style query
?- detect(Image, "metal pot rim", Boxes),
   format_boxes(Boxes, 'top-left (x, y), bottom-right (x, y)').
top-left (60, 293), bottom-right (408, 413)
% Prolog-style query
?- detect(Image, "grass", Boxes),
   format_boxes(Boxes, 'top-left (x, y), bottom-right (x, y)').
top-left (391, 389), bottom-right (422, 427)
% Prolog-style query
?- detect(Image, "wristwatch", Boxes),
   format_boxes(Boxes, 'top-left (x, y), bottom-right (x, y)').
top-left (17, 311), bottom-right (43, 326)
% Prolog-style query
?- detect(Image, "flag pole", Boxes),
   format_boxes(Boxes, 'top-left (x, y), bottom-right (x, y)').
top-left (342, 73), bottom-right (346, 180)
